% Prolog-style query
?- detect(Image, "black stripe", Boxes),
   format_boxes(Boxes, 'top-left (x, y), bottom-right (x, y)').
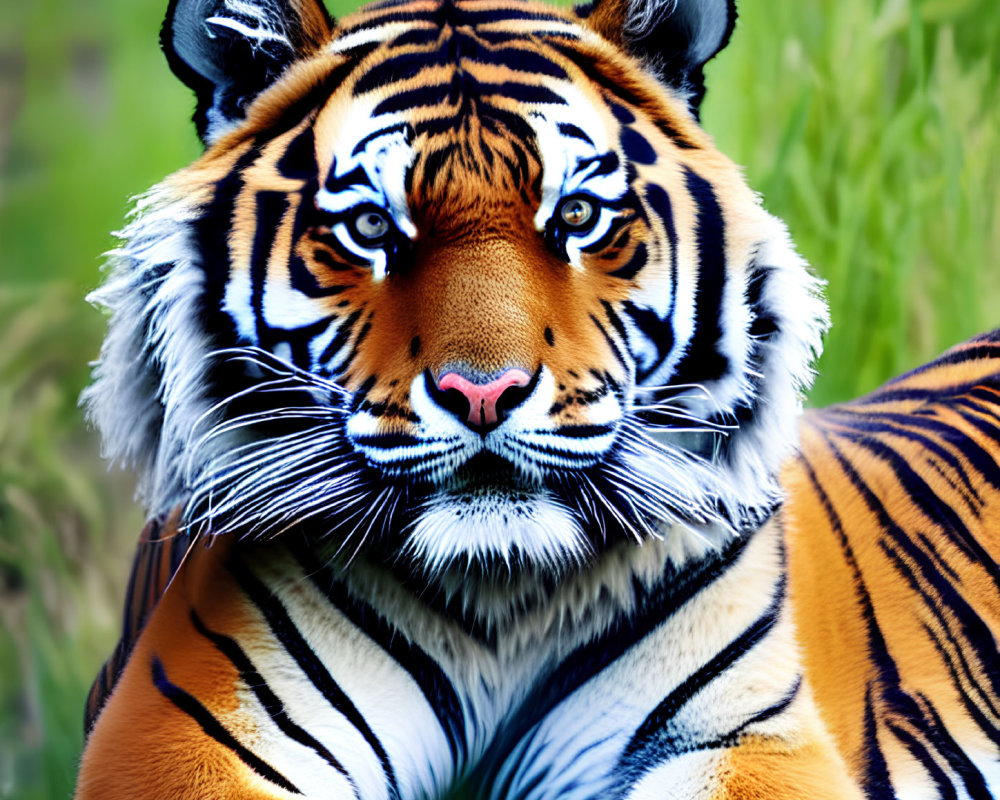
top-left (884, 342), bottom-right (1000, 384)
top-left (452, 5), bottom-right (570, 24)
top-left (620, 127), bottom-right (656, 165)
top-left (546, 423), bottom-right (616, 439)
top-left (799, 455), bottom-right (897, 796)
top-left (492, 533), bottom-right (758, 751)
top-left (830, 410), bottom-right (990, 502)
top-left (354, 51), bottom-right (445, 96)
top-left (288, 188), bottom-right (358, 297)
top-left (319, 309), bottom-right (364, 367)
top-left (197, 146), bottom-right (260, 290)
top-left (546, 41), bottom-right (695, 150)
top-left (557, 122), bottom-right (593, 143)
top-left (861, 684), bottom-right (895, 798)
top-left (190, 611), bottom-right (360, 794)
top-left (374, 83), bottom-right (452, 115)
top-left (293, 548), bottom-right (469, 765)
top-left (917, 693), bottom-right (993, 800)
top-left (324, 163), bottom-right (375, 194)
top-left (617, 573), bottom-right (787, 776)
top-left (627, 184), bottom-right (678, 382)
top-left (608, 241), bottom-right (647, 280)
top-left (333, 315), bottom-right (372, 377)
top-left (572, 151), bottom-right (619, 179)
top-left (228, 558), bottom-right (400, 799)
top-left (249, 191), bottom-right (290, 345)
top-left (151, 656), bottom-right (302, 794)
top-left (589, 313), bottom-right (631, 376)
top-left (841, 432), bottom-right (1000, 589)
top-left (277, 127), bottom-right (318, 180)
top-left (887, 721), bottom-right (958, 800)
top-left (669, 168), bottom-right (729, 385)
top-left (807, 437), bottom-right (1000, 792)
top-left (350, 123), bottom-right (415, 156)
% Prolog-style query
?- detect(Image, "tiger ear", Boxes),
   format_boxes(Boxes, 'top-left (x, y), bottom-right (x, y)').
top-left (576, 0), bottom-right (736, 114)
top-left (162, 0), bottom-right (332, 144)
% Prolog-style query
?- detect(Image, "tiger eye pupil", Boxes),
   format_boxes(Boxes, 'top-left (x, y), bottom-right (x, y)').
top-left (561, 199), bottom-right (593, 227)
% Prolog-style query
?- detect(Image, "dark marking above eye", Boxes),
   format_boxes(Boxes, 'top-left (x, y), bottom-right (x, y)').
top-left (609, 101), bottom-right (635, 124)
top-left (324, 163), bottom-right (374, 193)
top-left (349, 122), bottom-right (414, 156)
top-left (558, 123), bottom-right (594, 145)
top-left (621, 128), bottom-right (657, 166)
top-left (410, 336), bottom-right (421, 358)
top-left (544, 327), bottom-right (555, 347)
top-left (572, 151), bottom-right (619, 178)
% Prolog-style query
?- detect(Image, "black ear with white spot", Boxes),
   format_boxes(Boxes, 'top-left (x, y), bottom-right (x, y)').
top-left (577, 0), bottom-right (736, 114)
top-left (162, 0), bottom-right (332, 144)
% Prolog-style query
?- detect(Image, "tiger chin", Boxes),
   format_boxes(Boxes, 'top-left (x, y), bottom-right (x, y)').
top-left (76, 0), bottom-right (1000, 798)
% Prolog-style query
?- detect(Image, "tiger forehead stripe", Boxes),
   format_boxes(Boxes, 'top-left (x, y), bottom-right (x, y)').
top-left (337, 0), bottom-right (582, 35)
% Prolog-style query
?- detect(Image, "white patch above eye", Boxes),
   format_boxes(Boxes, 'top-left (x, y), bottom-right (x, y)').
top-left (316, 116), bottom-right (417, 237)
top-left (311, 112), bottom-right (417, 281)
top-left (528, 104), bottom-right (627, 234)
top-left (328, 22), bottom-right (414, 54)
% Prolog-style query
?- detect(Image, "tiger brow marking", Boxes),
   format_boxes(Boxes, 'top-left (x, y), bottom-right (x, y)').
top-left (545, 39), bottom-right (697, 150)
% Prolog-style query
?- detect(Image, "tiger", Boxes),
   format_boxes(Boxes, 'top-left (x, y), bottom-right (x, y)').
top-left (74, 0), bottom-right (1000, 796)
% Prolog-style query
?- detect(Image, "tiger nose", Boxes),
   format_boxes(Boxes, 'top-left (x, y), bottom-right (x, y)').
top-left (435, 368), bottom-right (533, 430)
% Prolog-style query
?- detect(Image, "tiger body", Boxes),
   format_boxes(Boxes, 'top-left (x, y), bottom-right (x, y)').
top-left (75, 0), bottom-right (1000, 797)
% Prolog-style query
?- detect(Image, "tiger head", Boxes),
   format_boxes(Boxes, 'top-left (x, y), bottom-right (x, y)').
top-left (86, 0), bottom-right (826, 574)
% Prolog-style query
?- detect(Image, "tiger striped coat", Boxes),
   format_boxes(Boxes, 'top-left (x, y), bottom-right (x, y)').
top-left (75, 0), bottom-right (1000, 796)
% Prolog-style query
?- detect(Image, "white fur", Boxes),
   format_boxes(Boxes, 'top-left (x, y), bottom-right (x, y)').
top-left (83, 185), bottom-right (220, 518)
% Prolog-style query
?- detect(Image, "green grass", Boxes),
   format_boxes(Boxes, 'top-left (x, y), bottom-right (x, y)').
top-left (702, 0), bottom-right (1000, 404)
top-left (1, 0), bottom-right (998, 797)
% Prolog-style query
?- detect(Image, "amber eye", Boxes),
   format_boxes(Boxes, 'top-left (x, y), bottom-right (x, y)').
top-left (352, 208), bottom-right (391, 245)
top-left (559, 197), bottom-right (595, 229)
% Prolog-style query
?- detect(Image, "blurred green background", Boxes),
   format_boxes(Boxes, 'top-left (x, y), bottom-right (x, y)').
top-left (0, 0), bottom-right (997, 796)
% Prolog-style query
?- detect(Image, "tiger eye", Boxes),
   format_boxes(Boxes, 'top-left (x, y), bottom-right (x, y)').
top-left (560, 198), bottom-right (594, 228)
top-left (354, 210), bottom-right (390, 242)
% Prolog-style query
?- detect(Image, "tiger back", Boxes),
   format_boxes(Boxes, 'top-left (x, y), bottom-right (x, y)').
top-left (75, 0), bottom-right (1000, 797)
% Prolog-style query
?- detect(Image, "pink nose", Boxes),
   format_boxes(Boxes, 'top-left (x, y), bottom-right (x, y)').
top-left (438, 369), bottom-right (532, 428)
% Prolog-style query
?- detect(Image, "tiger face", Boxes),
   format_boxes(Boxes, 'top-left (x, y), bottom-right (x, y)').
top-left (86, 0), bottom-right (826, 573)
